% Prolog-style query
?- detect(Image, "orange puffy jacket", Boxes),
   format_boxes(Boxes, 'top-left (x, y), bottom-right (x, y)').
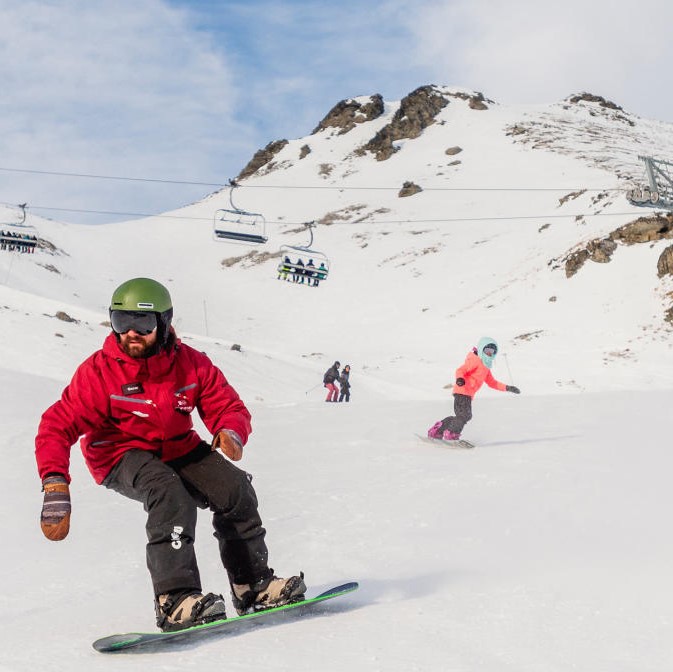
top-left (452, 349), bottom-right (507, 398)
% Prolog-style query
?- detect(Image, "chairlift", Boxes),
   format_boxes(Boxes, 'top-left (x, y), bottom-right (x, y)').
top-left (213, 179), bottom-right (268, 244)
top-left (0, 203), bottom-right (39, 253)
top-left (277, 221), bottom-right (330, 286)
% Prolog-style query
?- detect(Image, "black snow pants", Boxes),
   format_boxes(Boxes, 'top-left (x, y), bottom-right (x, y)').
top-left (103, 443), bottom-right (270, 597)
top-left (439, 393), bottom-right (473, 434)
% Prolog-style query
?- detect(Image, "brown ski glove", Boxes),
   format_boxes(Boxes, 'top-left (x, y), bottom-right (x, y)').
top-left (40, 475), bottom-right (71, 541)
top-left (211, 430), bottom-right (243, 461)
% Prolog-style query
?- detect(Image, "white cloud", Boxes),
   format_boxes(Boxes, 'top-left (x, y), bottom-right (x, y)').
top-left (198, 0), bottom-right (430, 138)
top-left (0, 0), bottom-right (252, 221)
top-left (408, 0), bottom-right (673, 121)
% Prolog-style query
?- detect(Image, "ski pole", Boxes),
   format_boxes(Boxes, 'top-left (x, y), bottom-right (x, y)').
top-left (503, 353), bottom-right (515, 384)
top-left (305, 382), bottom-right (322, 395)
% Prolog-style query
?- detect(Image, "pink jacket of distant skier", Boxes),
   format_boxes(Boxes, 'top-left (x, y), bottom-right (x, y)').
top-left (452, 349), bottom-right (507, 398)
top-left (35, 332), bottom-right (252, 484)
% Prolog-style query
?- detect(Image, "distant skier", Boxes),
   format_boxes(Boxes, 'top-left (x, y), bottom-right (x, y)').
top-left (305, 259), bottom-right (317, 286)
top-left (323, 361), bottom-right (341, 402)
top-left (427, 337), bottom-right (520, 441)
top-left (292, 258), bottom-right (305, 284)
top-left (338, 364), bottom-right (351, 402)
top-left (277, 256), bottom-right (292, 281)
top-left (314, 262), bottom-right (328, 287)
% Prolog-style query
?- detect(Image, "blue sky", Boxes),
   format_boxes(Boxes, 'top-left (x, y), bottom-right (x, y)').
top-left (0, 0), bottom-right (671, 224)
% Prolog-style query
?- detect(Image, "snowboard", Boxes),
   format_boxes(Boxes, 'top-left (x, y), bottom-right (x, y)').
top-left (415, 433), bottom-right (475, 449)
top-left (93, 581), bottom-right (359, 653)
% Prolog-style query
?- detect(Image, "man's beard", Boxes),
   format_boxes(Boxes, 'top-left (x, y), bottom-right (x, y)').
top-left (121, 337), bottom-right (158, 359)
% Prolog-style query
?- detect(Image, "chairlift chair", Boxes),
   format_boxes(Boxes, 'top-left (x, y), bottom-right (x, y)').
top-left (277, 221), bottom-right (330, 285)
top-left (213, 180), bottom-right (268, 244)
top-left (0, 203), bottom-right (39, 252)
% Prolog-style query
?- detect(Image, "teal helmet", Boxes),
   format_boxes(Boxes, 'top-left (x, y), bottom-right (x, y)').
top-left (109, 278), bottom-right (173, 346)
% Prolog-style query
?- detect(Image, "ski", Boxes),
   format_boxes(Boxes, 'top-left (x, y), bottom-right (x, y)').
top-left (415, 434), bottom-right (475, 449)
top-left (93, 581), bottom-right (359, 653)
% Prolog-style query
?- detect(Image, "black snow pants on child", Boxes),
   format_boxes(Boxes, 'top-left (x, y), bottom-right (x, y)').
top-left (438, 393), bottom-right (473, 435)
top-left (103, 442), bottom-right (271, 597)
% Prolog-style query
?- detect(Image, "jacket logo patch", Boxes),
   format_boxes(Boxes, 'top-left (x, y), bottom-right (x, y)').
top-left (122, 382), bottom-right (144, 395)
top-left (174, 392), bottom-right (194, 415)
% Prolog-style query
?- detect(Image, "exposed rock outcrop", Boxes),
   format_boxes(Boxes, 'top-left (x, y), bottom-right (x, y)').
top-left (657, 245), bottom-right (673, 278)
top-left (565, 92), bottom-right (623, 111)
top-left (398, 181), bottom-right (422, 198)
top-left (564, 239), bottom-right (617, 277)
top-left (611, 215), bottom-right (673, 244)
top-left (358, 85), bottom-right (450, 161)
top-left (563, 213), bottom-right (673, 278)
top-left (312, 94), bottom-right (384, 135)
top-left (237, 139), bottom-right (289, 180)
top-left (446, 90), bottom-right (490, 111)
top-left (564, 92), bottom-right (634, 126)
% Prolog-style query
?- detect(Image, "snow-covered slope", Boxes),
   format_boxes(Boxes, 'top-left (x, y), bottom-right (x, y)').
top-left (4, 345), bottom-right (673, 671)
top-left (3, 87), bottom-right (673, 671)
top-left (2, 88), bottom-right (673, 395)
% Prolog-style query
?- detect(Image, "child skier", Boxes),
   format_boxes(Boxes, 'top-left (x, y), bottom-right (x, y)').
top-left (428, 337), bottom-right (520, 441)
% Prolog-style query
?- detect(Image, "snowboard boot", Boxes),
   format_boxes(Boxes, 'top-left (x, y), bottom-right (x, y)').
top-left (231, 572), bottom-right (306, 615)
top-left (155, 590), bottom-right (227, 632)
top-left (442, 430), bottom-right (461, 441)
top-left (427, 421), bottom-right (443, 439)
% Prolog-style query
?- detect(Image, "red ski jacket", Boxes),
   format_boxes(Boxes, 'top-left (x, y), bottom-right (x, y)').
top-left (35, 332), bottom-right (252, 484)
top-left (452, 350), bottom-right (507, 398)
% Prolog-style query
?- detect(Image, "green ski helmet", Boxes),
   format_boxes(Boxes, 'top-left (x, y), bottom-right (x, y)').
top-left (109, 278), bottom-right (174, 346)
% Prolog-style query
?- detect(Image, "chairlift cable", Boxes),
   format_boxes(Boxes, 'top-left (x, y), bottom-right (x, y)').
top-left (0, 167), bottom-right (226, 188)
top-left (2, 202), bottom-right (653, 225)
top-left (0, 165), bottom-right (623, 192)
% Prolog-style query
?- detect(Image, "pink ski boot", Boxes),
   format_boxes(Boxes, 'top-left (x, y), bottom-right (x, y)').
top-left (442, 430), bottom-right (461, 441)
top-left (427, 421), bottom-right (443, 439)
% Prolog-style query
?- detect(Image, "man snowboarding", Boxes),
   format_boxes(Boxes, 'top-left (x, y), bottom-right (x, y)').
top-left (35, 277), bottom-right (305, 632)
top-left (427, 337), bottom-right (520, 441)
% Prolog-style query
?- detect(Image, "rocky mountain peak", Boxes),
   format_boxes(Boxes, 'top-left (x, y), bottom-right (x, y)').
top-left (236, 139), bottom-right (289, 181)
top-left (236, 85), bottom-right (493, 179)
top-left (565, 92), bottom-right (624, 111)
top-left (357, 85), bottom-right (452, 161)
top-left (311, 94), bottom-right (385, 135)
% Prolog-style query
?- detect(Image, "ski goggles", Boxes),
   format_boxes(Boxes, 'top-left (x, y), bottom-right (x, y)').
top-left (483, 344), bottom-right (498, 356)
top-left (110, 310), bottom-right (157, 335)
